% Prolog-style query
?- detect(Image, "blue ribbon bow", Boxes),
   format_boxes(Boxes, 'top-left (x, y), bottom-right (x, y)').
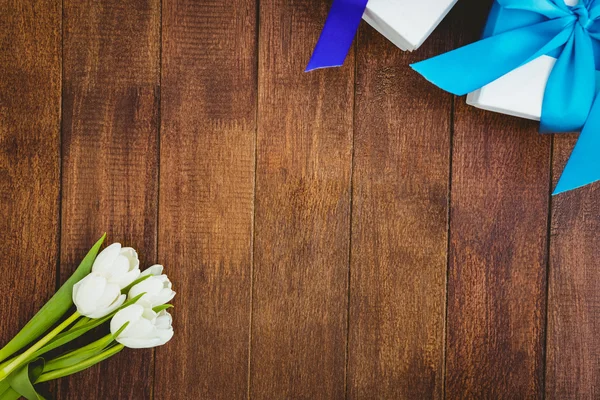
top-left (412, 0), bottom-right (600, 194)
top-left (306, 0), bottom-right (369, 71)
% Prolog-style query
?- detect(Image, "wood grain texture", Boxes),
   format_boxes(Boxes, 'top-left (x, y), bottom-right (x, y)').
top-left (60, 0), bottom-right (160, 398)
top-left (545, 136), bottom-right (600, 399)
top-left (6, 1), bottom-right (600, 399)
top-left (155, 1), bottom-right (257, 399)
top-left (250, 1), bottom-right (354, 398)
top-left (0, 0), bottom-right (61, 372)
top-left (347, 18), bottom-right (453, 400)
top-left (445, 2), bottom-right (551, 398)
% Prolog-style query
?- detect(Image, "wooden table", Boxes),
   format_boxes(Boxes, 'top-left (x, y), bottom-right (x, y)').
top-left (1, 0), bottom-right (598, 398)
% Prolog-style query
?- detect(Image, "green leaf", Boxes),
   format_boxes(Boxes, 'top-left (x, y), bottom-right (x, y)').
top-left (0, 387), bottom-right (20, 400)
top-left (0, 379), bottom-right (10, 397)
top-left (152, 304), bottom-right (173, 313)
top-left (43, 347), bottom-right (100, 374)
top-left (31, 293), bottom-right (143, 360)
top-left (0, 235), bottom-right (106, 363)
top-left (43, 323), bottom-right (128, 373)
top-left (32, 315), bottom-right (110, 359)
top-left (117, 292), bottom-right (146, 309)
top-left (36, 344), bottom-right (124, 384)
top-left (67, 317), bottom-right (90, 332)
top-left (121, 273), bottom-right (152, 294)
top-left (7, 359), bottom-right (45, 400)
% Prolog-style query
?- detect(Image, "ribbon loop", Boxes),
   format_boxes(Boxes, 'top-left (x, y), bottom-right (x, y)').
top-left (497, 0), bottom-right (570, 18)
top-left (412, 0), bottom-right (600, 193)
top-left (411, 17), bottom-right (574, 95)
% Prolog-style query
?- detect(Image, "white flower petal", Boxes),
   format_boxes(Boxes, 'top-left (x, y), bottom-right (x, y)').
top-left (156, 328), bottom-right (174, 345)
top-left (131, 276), bottom-right (163, 295)
top-left (111, 255), bottom-right (131, 277)
top-left (129, 318), bottom-right (156, 337)
top-left (95, 281), bottom-right (122, 308)
top-left (155, 311), bottom-right (173, 330)
top-left (116, 269), bottom-right (141, 289)
top-left (110, 305), bottom-right (174, 349)
top-left (120, 248), bottom-right (139, 270)
top-left (92, 243), bottom-right (122, 274)
top-left (117, 337), bottom-right (163, 349)
top-left (110, 304), bottom-right (144, 336)
top-left (141, 264), bottom-right (163, 277)
top-left (154, 289), bottom-right (176, 306)
top-left (129, 275), bottom-right (174, 307)
top-left (87, 294), bottom-right (125, 319)
top-left (74, 274), bottom-right (107, 315)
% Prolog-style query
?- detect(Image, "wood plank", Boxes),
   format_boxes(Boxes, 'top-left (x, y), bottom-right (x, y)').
top-left (155, 1), bottom-right (257, 399)
top-left (545, 137), bottom-right (600, 399)
top-left (445, 1), bottom-right (551, 397)
top-left (0, 0), bottom-right (61, 383)
top-left (59, 0), bottom-right (160, 398)
top-left (250, 1), bottom-right (354, 398)
top-left (347, 17), bottom-right (453, 400)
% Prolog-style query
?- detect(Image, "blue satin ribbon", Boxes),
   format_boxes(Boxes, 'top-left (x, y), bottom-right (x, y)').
top-left (412, 0), bottom-right (600, 194)
top-left (306, 0), bottom-right (369, 71)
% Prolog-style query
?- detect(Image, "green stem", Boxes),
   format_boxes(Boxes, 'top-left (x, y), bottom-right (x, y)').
top-left (67, 317), bottom-right (90, 332)
top-left (0, 312), bottom-right (80, 381)
top-left (0, 386), bottom-right (19, 400)
top-left (43, 332), bottom-right (114, 372)
top-left (0, 379), bottom-right (9, 397)
top-left (36, 344), bottom-right (124, 383)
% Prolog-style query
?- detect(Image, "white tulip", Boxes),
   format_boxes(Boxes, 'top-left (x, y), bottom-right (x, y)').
top-left (73, 273), bottom-right (126, 318)
top-left (110, 304), bottom-right (174, 349)
top-left (128, 265), bottom-right (175, 307)
top-left (92, 243), bottom-right (140, 289)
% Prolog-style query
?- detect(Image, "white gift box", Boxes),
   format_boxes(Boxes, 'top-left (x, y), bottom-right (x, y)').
top-left (467, 54), bottom-right (600, 122)
top-left (465, 0), bottom-right (596, 121)
top-left (363, 0), bottom-right (458, 51)
top-left (466, 56), bottom-right (555, 121)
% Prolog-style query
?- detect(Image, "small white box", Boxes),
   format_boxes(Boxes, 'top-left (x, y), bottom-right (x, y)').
top-left (467, 55), bottom-right (600, 122)
top-left (363, 0), bottom-right (458, 51)
top-left (466, 56), bottom-right (555, 121)
top-left (465, 0), bottom-right (596, 121)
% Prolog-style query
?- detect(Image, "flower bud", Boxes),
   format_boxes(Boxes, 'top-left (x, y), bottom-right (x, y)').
top-left (92, 243), bottom-right (140, 289)
top-left (73, 273), bottom-right (126, 318)
top-left (128, 265), bottom-right (175, 307)
top-left (110, 304), bottom-right (174, 349)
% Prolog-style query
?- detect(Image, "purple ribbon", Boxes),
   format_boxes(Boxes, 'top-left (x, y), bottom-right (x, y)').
top-left (306, 0), bottom-right (370, 72)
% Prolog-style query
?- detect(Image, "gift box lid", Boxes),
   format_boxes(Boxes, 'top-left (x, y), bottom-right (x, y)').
top-left (363, 0), bottom-right (457, 51)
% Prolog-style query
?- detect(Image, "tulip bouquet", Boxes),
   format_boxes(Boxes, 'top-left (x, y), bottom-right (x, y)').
top-left (0, 235), bottom-right (175, 400)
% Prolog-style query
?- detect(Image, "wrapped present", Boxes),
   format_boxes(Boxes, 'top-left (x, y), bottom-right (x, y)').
top-left (306, 0), bottom-right (458, 71)
top-left (466, 0), bottom-right (600, 120)
top-left (412, 0), bottom-right (600, 194)
top-left (363, 0), bottom-right (458, 51)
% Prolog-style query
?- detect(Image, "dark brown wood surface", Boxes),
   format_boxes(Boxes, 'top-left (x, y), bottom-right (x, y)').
top-left (59, 0), bottom-right (160, 399)
top-left (0, 3), bottom-right (61, 399)
top-left (445, 1), bottom-right (551, 398)
top-left (546, 136), bottom-right (600, 399)
top-left (156, 0), bottom-right (256, 399)
top-left (251, 1), bottom-right (353, 398)
top-left (1, 0), bottom-right (599, 399)
top-left (347, 16), bottom-right (452, 400)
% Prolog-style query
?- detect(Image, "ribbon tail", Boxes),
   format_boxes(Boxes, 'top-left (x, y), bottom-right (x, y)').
top-left (553, 96), bottom-right (600, 194)
top-left (305, 0), bottom-right (369, 72)
top-left (541, 25), bottom-right (596, 132)
top-left (411, 17), bottom-right (574, 95)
